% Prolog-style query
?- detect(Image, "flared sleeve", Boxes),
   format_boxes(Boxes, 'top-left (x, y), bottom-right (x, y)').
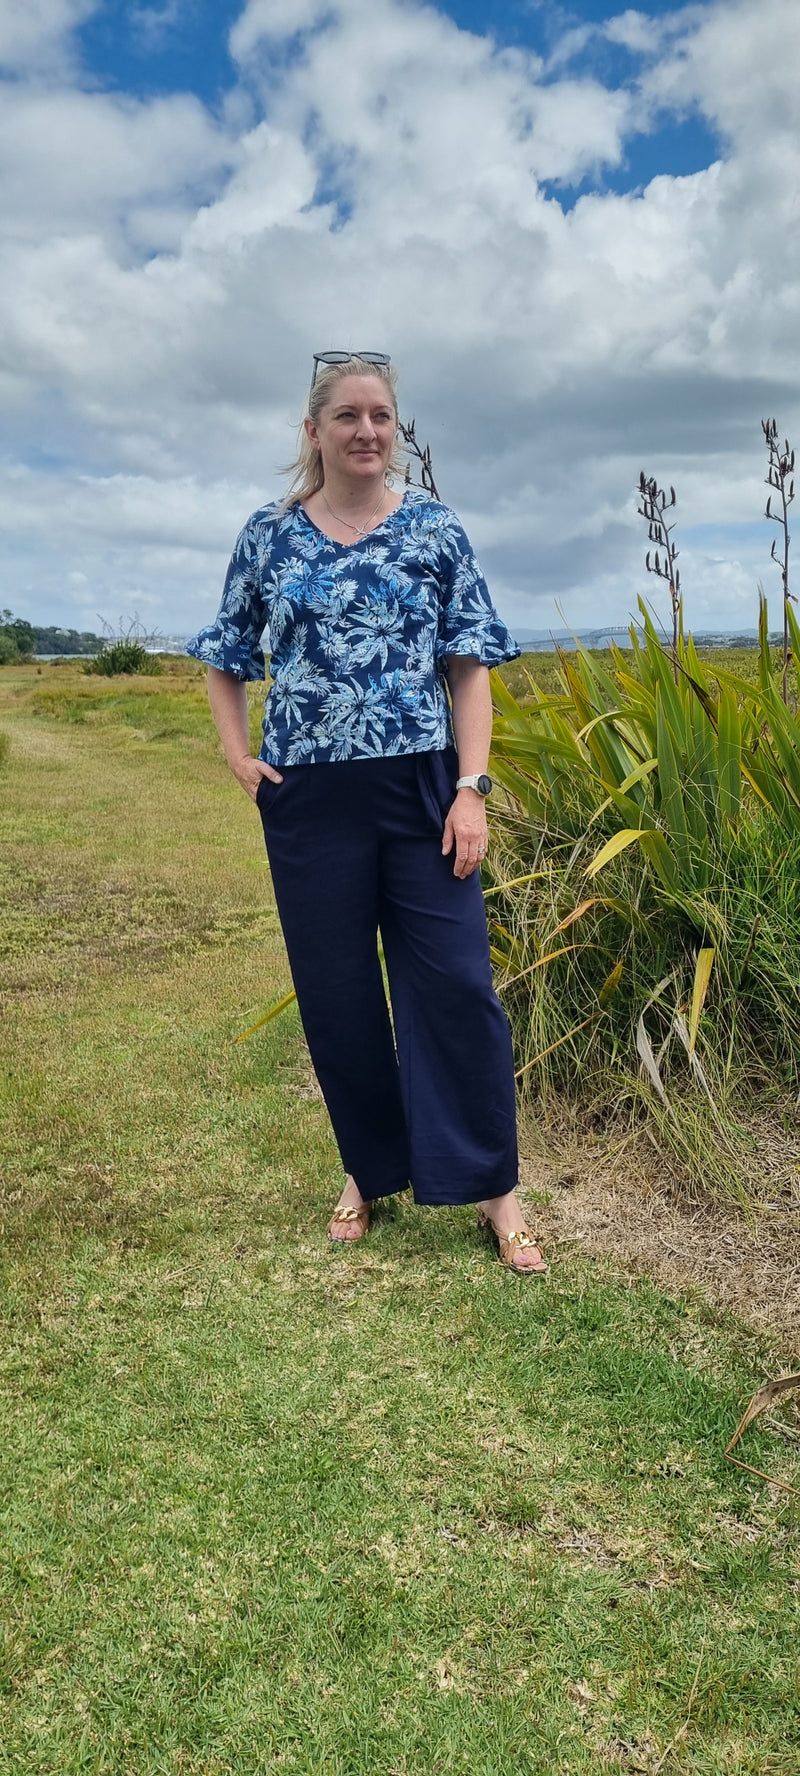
top-left (186, 516), bottom-right (268, 681)
top-left (434, 512), bottom-right (520, 665)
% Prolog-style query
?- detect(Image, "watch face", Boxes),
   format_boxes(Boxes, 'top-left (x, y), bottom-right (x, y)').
top-left (477, 774), bottom-right (492, 795)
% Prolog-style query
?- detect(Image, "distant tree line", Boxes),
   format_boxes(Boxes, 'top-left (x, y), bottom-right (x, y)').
top-left (0, 609), bottom-right (104, 662)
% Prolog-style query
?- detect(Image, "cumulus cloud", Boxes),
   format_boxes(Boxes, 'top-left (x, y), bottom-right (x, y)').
top-left (0, 0), bottom-right (798, 638)
top-left (0, 86), bottom-right (234, 245)
top-left (642, 0), bottom-right (800, 146)
top-left (0, 0), bottom-right (98, 74)
top-left (0, 465), bottom-right (270, 628)
top-left (229, 0), bottom-right (333, 59)
top-left (604, 7), bottom-right (675, 55)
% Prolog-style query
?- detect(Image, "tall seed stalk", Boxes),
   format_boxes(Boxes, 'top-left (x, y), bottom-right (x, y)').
top-left (637, 472), bottom-right (681, 681)
top-left (762, 417), bottom-right (795, 705)
top-left (399, 417), bottom-right (441, 500)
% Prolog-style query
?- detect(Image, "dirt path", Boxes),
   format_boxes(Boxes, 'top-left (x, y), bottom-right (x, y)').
top-left (520, 1110), bottom-right (800, 1358)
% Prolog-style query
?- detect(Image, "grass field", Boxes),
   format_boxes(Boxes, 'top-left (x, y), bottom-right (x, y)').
top-left (1, 661), bottom-right (799, 1775)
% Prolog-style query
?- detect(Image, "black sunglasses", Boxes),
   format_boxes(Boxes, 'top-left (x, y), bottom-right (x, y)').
top-left (311, 350), bottom-right (391, 388)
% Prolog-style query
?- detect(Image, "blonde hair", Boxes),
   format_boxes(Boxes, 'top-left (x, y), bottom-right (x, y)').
top-left (282, 356), bottom-right (403, 506)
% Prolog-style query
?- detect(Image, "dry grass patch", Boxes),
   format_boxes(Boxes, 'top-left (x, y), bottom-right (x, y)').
top-left (519, 1109), bottom-right (800, 1356)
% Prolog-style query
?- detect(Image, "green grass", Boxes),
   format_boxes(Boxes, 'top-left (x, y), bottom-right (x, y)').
top-left (1, 661), bottom-right (799, 1775)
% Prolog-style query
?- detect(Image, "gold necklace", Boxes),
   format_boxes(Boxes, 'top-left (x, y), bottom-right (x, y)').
top-left (320, 488), bottom-right (387, 539)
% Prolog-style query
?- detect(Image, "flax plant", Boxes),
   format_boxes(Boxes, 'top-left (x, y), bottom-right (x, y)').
top-left (487, 597), bottom-right (800, 1190)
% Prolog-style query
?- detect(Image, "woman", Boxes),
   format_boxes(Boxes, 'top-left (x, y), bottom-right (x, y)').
top-left (187, 351), bottom-right (546, 1275)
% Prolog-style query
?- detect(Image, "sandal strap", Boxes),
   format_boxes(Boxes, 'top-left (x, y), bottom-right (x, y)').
top-left (480, 1214), bottom-right (539, 1249)
top-left (479, 1211), bottom-right (547, 1272)
top-left (330, 1203), bottom-right (370, 1226)
top-left (498, 1229), bottom-right (544, 1260)
top-left (500, 1233), bottom-right (547, 1273)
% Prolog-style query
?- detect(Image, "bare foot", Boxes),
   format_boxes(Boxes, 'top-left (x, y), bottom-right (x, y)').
top-left (327, 1176), bottom-right (372, 1242)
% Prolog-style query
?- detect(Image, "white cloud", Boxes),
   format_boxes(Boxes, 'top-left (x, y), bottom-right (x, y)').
top-left (129, 3), bottom-right (182, 50)
top-left (0, 86), bottom-right (233, 246)
top-left (545, 23), bottom-right (594, 72)
top-left (238, 0), bottom-right (628, 209)
top-left (642, 0), bottom-right (800, 145)
top-left (229, 0), bottom-right (333, 59)
top-left (0, 464), bottom-right (269, 627)
top-left (1, 0), bottom-right (798, 638)
top-left (187, 121), bottom-right (318, 249)
top-left (604, 7), bottom-right (673, 55)
top-left (0, 0), bottom-right (98, 73)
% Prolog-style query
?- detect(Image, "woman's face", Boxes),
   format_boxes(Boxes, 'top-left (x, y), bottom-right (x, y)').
top-left (305, 375), bottom-right (397, 485)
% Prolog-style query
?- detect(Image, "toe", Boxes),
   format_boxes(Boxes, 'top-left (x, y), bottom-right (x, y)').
top-left (515, 1244), bottom-right (547, 1272)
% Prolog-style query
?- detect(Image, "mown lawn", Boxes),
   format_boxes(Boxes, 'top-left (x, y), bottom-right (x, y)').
top-left (1, 663), bottom-right (798, 1775)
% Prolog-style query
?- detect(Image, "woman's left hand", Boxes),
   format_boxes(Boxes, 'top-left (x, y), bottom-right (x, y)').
top-left (442, 788), bottom-right (488, 879)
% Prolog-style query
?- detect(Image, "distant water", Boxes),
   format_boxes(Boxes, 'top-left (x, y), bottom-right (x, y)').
top-left (515, 630), bottom-right (761, 653)
top-left (518, 632), bottom-right (633, 652)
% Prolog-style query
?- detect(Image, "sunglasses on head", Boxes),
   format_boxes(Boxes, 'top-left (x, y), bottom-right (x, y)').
top-left (311, 350), bottom-right (391, 387)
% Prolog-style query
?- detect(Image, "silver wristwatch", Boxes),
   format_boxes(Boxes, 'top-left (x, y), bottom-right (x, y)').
top-left (456, 773), bottom-right (492, 796)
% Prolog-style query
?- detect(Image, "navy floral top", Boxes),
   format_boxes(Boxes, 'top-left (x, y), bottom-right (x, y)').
top-left (186, 491), bottom-right (520, 765)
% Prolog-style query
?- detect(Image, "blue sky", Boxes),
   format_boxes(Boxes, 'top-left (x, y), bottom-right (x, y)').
top-left (78, 1), bottom-right (243, 103)
top-left (1, 0), bottom-right (798, 638)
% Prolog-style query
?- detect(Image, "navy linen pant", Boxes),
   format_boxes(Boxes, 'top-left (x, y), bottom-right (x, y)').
top-left (256, 749), bottom-right (519, 1208)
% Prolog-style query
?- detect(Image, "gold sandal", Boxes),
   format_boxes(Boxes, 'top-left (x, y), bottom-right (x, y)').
top-left (327, 1201), bottom-right (372, 1242)
top-left (477, 1208), bottom-right (548, 1276)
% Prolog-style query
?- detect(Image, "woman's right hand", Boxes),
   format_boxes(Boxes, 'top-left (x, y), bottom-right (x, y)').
top-left (233, 756), bottom-right (284, 802)
top-left (204, 671), bottom-right (284, 803)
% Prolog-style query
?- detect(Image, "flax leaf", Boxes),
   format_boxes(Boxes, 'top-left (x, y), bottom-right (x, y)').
top-left (688, 948), bottom-right (715, 1055)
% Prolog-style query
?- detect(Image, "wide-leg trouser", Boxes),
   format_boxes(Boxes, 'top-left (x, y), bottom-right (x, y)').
top-left (256, 749), bottom-right (518, 1207)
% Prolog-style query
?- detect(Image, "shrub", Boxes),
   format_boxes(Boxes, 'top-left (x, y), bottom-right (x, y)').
top-left (84, 641), bottom-right (162, 676)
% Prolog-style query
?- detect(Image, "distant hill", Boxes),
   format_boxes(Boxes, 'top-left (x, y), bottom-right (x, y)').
top-left (31, 629), bottom-right (190, 658)
top-left (32, 626), bottom-right (105, 656)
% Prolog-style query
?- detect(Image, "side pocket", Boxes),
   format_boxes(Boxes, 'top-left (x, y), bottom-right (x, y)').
top-left (415, 746), bottom-right (459, 832)
top-left (255, 773), bottom-right (282, 814)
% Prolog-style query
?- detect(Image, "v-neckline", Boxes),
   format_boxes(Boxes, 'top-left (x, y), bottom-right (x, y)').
top-left (298, 490), bottom-right (409, 548)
